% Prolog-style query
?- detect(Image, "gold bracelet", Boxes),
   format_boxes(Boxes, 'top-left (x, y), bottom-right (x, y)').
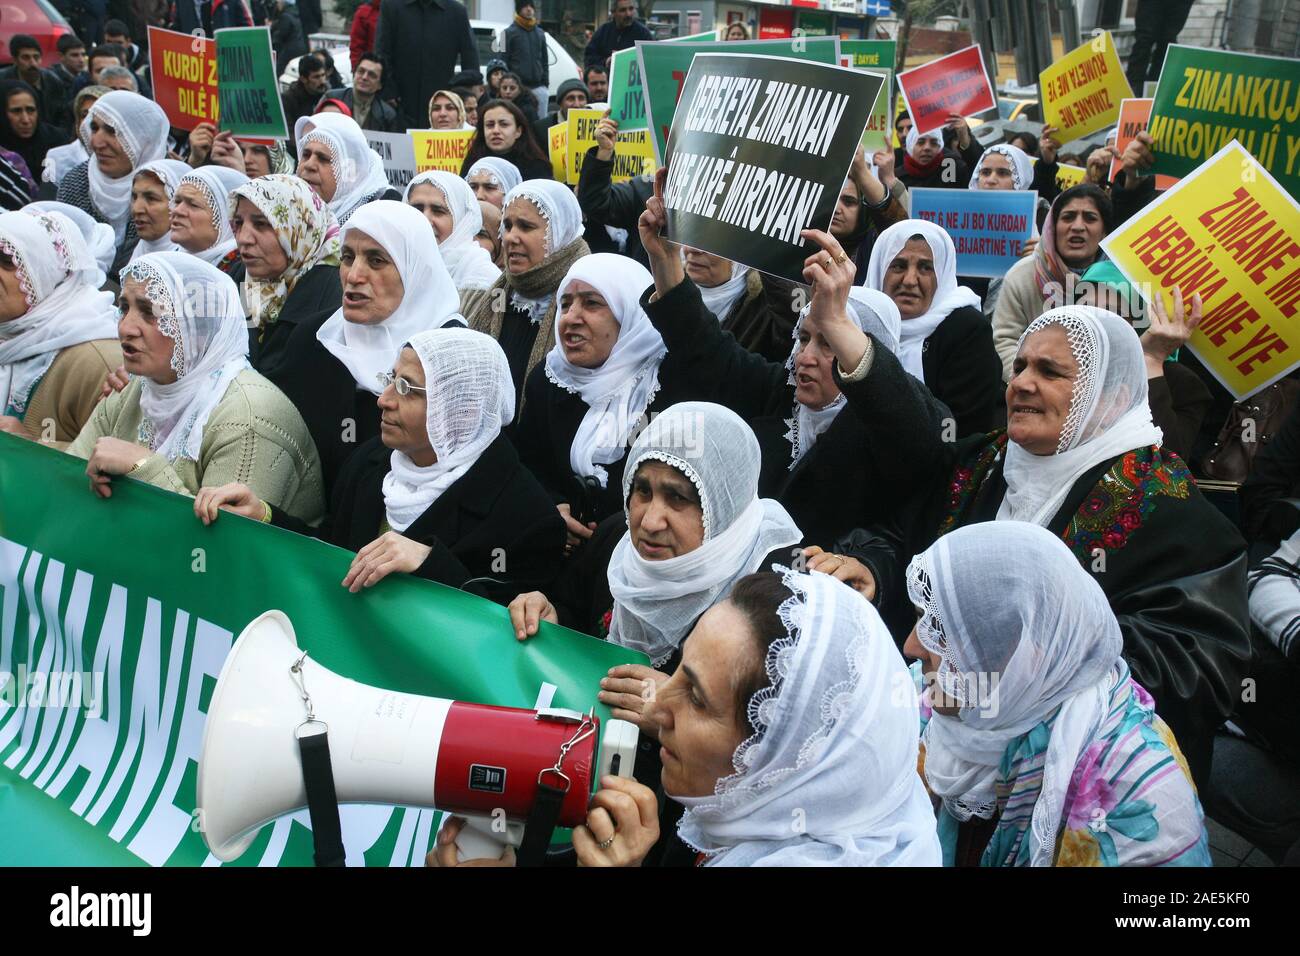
top-left (128, 456), bottom-right (151, 474)
top-left (261, 501), bottom-right (273, 524)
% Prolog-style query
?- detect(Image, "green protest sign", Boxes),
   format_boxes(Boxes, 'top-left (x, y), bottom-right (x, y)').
top-left (840, 39), bottom-right (896, 72)
top-left (639, 36), bottom-right (842, 162)
top-left (1149, 44), bottom-right (1300, 200)
top-left (841, 40), bottom-right (896, 152)
top-left (215, 25), bottom-right (289, 140)
top-left (608, 29), bottom-right (721, 132)
top-left (0, 435), bottom-right (643, 866)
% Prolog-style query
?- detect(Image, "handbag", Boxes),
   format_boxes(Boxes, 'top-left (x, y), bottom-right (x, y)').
top-left (1202, 378), bottom-right (1300, 483)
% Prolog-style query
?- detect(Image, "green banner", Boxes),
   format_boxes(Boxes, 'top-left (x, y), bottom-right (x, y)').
top-left (840, 39), bottom-right (896, 73)
top-left (640, 36), bottom-right (842, 162)
top-left (0, 435), bottom-right (643, 866)
top-left (1149, 44), bottom-right (1300, 200)
top-left (215, 25), bottom-right (289, 140)
top-left (842, 40), bottom-right (897, 152)
top-left (608, 29), bottom-right (722, 133)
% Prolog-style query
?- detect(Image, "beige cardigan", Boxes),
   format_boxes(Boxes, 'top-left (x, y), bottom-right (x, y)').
top-left (66, 368), bottom-right (326, 523)
top-left (17, 339), bottom-right (122, 446)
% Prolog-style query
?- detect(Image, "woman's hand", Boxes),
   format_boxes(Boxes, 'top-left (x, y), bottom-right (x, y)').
top-left (598, 663), bottom-right (668, 739)
top-left (194, 482), bottom-right (266, 525)
top-left (1017, 236), bottom-right (1039, 260)
top-left (572, 776), bottom-right (660, 867)
top-left (1143, 286), bottom-right (1202, 376)
top-left (799, 228), bottom-right (865, 372)
top-left (594, 114), bottom-right (618, 161)
top-left (97, 365), bottom-right (130, 402)
top-left (424, 817), bottom-right (517, 867)
top-left (209, 130), bottom-right (247, 174)
top-left (1118, 131), bottom-right (1156, 191)
top-left (945, 112), bottom-right (970, 149)
top-left (872, 146), bottom-right (897, 189)
top-left (557, 502), bottom-right (596, 553)
top-left (341, 531), bottom-right (433, 592)
top-left (1039, 125), bottom-right (1060, 165)
top-left (1086, 146), bottom-right (1113, 184)
top-left (507, 591), bottom-right (559, 640)
top-left (850, 141), bottom-right (886, 204)
top-left (85, 438), bottom-right (153, 498)
top-left (0, 415), bottom-right (28, 437)
top-left (638, 167), bottom-right (685, 296)
top-left (803, 546), bottom-right (877, 601)
top-left (187, 122), bottom-right (216, 167)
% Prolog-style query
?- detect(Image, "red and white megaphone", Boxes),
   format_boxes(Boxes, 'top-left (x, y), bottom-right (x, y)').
top-left (197, 610), bottom-right (638, 862)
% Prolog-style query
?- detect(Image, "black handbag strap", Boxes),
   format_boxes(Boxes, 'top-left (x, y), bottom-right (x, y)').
top-left (297, 728), bottom-right (346, 868)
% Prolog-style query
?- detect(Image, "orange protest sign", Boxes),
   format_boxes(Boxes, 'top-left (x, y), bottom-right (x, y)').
top-left (1108, 98), bottom-right (1178, 189)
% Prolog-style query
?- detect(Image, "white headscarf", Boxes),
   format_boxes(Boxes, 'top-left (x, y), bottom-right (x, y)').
top-left (121, 252), bottom-right (251, 461)
top-left (784, 287), bottom-right (901, 468)
top-left (865, 219), bottom-right (982, 381)
top-left (969, 143), bottom-right (1035, 190)
top-left (465, 156), bottom-right (522, 194)
top-left (905, 124), bottom-right (944, 158)
top-left (676, 568), bottom-right (942, 867)
top-left (687, 250), bottom-right (751, 323)
top-left (500, 179), bottom-right (585, 321)
top-left (317, 200), bottom-right (465, 395)
top-left (906, 521), bottom-right (1123, 865)
top-left (23, 201), bottom-right (115, 285)
top-left (173, 166), bottom-right (249, 267)
top-left (123, 160), bottom-right (191, 261)
top-left (295, 113), bottom-right (391, 225)
top-left (382, 328), bottom-right (514, 532)
top-left (544, 254), bottom-right (667, 490)
top-left (404, 170), bottom-right (500, 291)
top-left (999, 306), bottom-right (1163, 526)
top-left (607, 402), bottom-right (803, 666)
top-left (82, 91), bottom-right (170, 244)
top-left (0, 210), bottom-right (119, 414)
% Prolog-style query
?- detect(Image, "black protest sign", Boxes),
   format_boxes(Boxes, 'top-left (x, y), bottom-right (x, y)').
top-left (661, 54), bottom-right (882, 284)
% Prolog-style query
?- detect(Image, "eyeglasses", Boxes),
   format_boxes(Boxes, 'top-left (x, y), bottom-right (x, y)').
top-left (376, 370), bottom-right (428, 396)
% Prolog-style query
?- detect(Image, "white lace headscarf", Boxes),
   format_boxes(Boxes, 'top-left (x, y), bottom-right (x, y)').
top-left (295, 113), bottom-right (391, 225)
top-left (404, 170), bottom-right (500, 291)
top-left (121, 252), bottom-right (251, 461)
top-left (317, 200), bottom-right (466, 395)
top-left (999, 305), bottom-right (1162, 526)
top-left (865, 219), bottom-right (982, 382)
top-left (0, 210), bottom-right (118, 414)
top-left (544, 254), bottom-right (667, 490)
top-left (82, 91), bottom-right (170, 244)
top-left (685, 248), bottom-right (750, 323)
top-left (906, 520), bottom-right (1123, 865)
top-left (676, 568), bottom-right (942, 867)
top-left (173, 166), bottom-right (249, 267)
top-left (969, 143), bottom-right (1035, 190)
top-left (500, 179), bottom-right (584, 321)
top-left (22, 202), bottom-right (114, 286)
top-left (124, 160), bottom-right (191, 261)
top-left (382, 328), bottom-right (514, 532)
top-left (465, 156), bottom-right (522, 194)
top-left (784, 287), bottom-right (901, 468)
top-left (607, 402), bottom-right (802, 666)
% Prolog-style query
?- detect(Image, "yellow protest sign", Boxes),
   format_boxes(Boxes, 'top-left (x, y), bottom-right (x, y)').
top-left (548, 123), bottom-right (567, 181)
top-left (1101, 141), bottom-right (1300, 399)
top-left (1055, 163), bottom-right (1086, 192)
top-left (565, 109), bottom-right (605, 185)
top-left (611, 129), bottom-right (658, 182)
top-left (409, 129), bottom-right (474, 174)
top-left (1038, 31), bottom-right (1132, 144)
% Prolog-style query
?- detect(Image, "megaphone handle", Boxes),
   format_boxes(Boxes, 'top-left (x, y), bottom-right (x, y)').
top-left (298, 728), bottom-right (346, 867)
top-left (515, 777), bottom-right (568, 868)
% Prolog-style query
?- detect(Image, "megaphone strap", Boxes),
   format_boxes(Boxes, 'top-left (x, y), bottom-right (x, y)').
top-left (516, 712), bottom-right (595, 867)
top-left (298, 728), bottom-right (347, 867)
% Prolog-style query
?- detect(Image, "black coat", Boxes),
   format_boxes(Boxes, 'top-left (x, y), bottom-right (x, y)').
top-left (576, 148), bottom-right (651, 267)
top-left (270, 433), bottom-right (566, 604)
top-left (1242, 399), bottom-right (1300, 546)
top-left (918, 305), bottom-right (1006, 438)
top-left (247, 262), bottom-right (380, 497)
top-left (640, 277), bottom-right (953, 550)
top-left (375, 0), bottom-right (479, 129)
top-left (323, 87), bottom-right (401, 132)
top-left (583, 18), bottom-right (651, 70)
top-left (504, 21), bottom-right (548, 89)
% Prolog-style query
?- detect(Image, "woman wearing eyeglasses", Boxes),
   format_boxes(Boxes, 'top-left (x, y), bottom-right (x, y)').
top-left (195, 327), bottom-right (565, 604)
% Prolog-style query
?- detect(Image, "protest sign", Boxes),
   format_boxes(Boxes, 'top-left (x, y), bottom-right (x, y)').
top-left (1038, 31), bottom-right (1131, 144)
top-left (410, 129), bottom-right (474, 174)
top-left (565, 108), bottom-right (605, 184)
top-left (548, 122), bottom-right (567, 180)
top-left (608, 28), bottom-right (720, 131)
top-left (840, 39), bottom-right (896, 72)
top-left (214, 26), bottom-right (288, 140)
top-left (897, 44), bottom-right (996, 135)
top-left (0, 436), bottom-right (642, 866)
top-left (639, 35), bottom-right (842, 162)
top-left (1101, 140), bottom-right (1300, 399)
top-left (1148, 45), bottom-right (1300, 201)
top-left (1108, 98), bottom-right (1178, 189)
top-left (148, 26), bottom-right (218, 130)
top-left (558, 110), bottom-right (656, 185)
top-left (365, 130), bottom-right (416, 191)
top-left (910, 187), bottom-right (1038, 278)
top-left (1055, 163), bottom-right (1086, 191)
top-left (613, 129), bottom-right (658, 181)
top-left (661, 53), bottom-right (881, 284)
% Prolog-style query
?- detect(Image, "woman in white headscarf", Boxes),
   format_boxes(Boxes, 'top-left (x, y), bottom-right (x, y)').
top-left (55, 90), bottom-right (170, 269)
top-left (968, 142), bottom-right (1035, 191)
top-left (404, 169), bottom-right (501, 312)
top-left (905, 520), bottom-right (1210, 867)
top-left (197, 327), bottom-right (564, 604)
top-left (0, 209), bottom-right (120, 444)
top-left (835, 304), bottom-right (1251, 786)
top-left (294, 112), bottom-right (398, 225)
top-left (865, 218), bottom-right (1003, 437)
top-left (66, 252), bottom-right (324, 523)
top-left (170, 166), bottom-right (249, 277)
top-left (679, 246), bottom-right (805, 364)
top-left (465, 179), bottom-right (589, 402)
top-left (465, 156), bottom-right (522, 209)
top-left (24, 201), bottom-right (116, 283)
top-left (122, 160), bottom-right (190, 263)
top-left (310, 200), bottom-right (464, 490)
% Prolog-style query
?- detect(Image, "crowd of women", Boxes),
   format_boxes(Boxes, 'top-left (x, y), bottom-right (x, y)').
top-left (1, 77), bottom-right (1295, 868)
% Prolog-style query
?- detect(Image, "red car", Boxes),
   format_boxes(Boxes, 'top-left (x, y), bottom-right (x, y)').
top-left (0, 0), bottom-right (76, 67)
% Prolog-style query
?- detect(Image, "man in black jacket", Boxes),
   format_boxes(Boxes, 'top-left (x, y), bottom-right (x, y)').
top-left (281, 53), bottom-right (330, 134)
top-left (584, 0), bottom-right (650, 71)
top-left (375, 0), bottom-right (479, 129)
top-left (321, 52), bottom-right (400, 131)
top-left (0, 36), bottom-right (69, 130)
top-left (505, 0), bottom-right (549, 111)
